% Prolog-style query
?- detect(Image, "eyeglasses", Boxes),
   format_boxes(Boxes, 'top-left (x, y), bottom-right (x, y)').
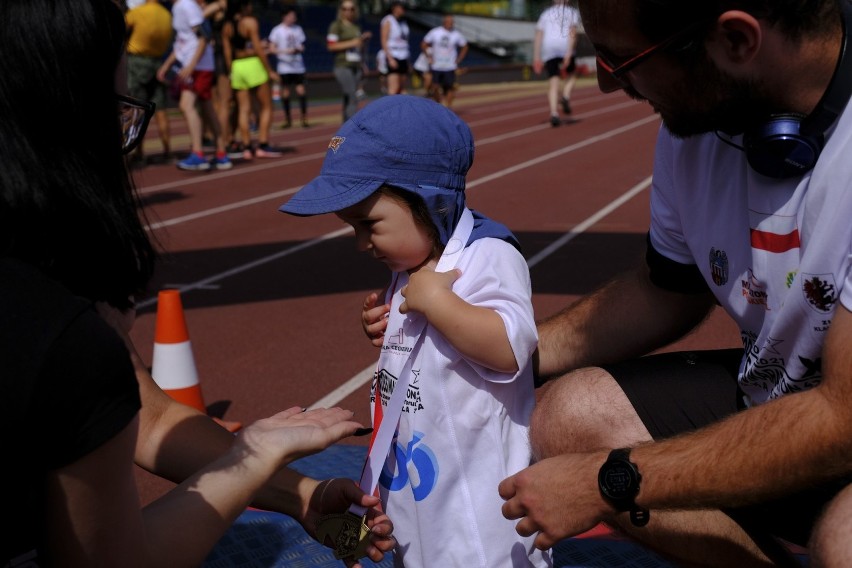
top-left (595, 21), bottom-right (706, 93)
top-left (117, 94), bottom-right (155, 154)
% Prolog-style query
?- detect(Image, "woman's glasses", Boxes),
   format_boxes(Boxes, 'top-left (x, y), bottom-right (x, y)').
top-left (118, 94), bottom-right (155, 154)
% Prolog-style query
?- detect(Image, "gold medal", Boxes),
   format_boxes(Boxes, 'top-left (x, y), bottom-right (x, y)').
top-left (316, 511), bottom-right (371, 560)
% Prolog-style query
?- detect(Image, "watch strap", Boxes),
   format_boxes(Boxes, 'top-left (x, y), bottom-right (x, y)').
top-left (603, 448), bottom-right (650, 528)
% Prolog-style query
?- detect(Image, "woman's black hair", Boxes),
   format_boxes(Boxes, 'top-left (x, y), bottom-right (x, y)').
top-left (0, 0), bottom-right (156, 310)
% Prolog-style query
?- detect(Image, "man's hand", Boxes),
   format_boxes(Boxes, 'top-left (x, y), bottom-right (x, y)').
top-left (499, 452), bottom-right (610, 550)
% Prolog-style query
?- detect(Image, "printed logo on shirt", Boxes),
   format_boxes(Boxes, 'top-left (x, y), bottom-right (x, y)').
top-left (380, 430), bottom-right (439, 501)
top-left (709, 247), bottom-right (729, 286)
top-left (741, 268), bottom-right (769, 310)
top-left (801, 273), bottom-right (837, 313)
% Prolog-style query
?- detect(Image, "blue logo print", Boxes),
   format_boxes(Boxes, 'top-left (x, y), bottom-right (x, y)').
top-left (379, 431), bottom-right (439, 501)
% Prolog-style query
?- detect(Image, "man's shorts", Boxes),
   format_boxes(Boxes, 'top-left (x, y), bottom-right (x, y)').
top-left (178, 69), bottom-right (215, 101)
top-left (545, 56), bottom-right (576, 78)
top-left (387, 58), bottom-right (409, 75)
top-left (280, 73), bottom-right (306, 87)
top-left (431, 70), bottom-right (457, 93)
top-left (127, 54), bottom-right (167, 110)
top-left (230, 56), bottom-right (270, 91)
top-left (605, 349), bottom-right (851, 547)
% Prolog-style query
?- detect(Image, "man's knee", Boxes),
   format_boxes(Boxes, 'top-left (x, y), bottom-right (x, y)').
top-left (530, 367), bottom-right (650, 460)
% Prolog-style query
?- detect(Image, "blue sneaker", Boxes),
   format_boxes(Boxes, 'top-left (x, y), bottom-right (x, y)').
top-left (177, 153), bottom-right (211, 171)
top-left (213, 154), bottom-right (233, 170)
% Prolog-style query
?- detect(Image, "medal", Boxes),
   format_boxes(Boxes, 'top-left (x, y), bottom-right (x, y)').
top-left (316, 511), bottom-right (371, 560)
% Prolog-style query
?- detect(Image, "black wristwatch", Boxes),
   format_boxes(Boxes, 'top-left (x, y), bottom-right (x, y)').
top-left (597, 448), bottom-right (650, 527)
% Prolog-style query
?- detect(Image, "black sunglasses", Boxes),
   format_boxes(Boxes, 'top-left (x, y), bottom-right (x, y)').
top-left (117, 94), bottom-right (155, 154)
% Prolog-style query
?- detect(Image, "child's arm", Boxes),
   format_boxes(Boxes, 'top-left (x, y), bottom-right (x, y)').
top-left (400, 267), bottom-right (519, 373)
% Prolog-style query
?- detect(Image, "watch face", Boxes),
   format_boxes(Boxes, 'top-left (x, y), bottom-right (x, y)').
top-left (600, 462), bottom-right (636, 500)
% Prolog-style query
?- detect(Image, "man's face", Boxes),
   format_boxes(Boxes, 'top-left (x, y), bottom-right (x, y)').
top-left (580, 0), bottom-right (769, 138)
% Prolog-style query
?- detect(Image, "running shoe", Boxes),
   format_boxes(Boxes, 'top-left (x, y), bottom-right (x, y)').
top-left (550, 114), bottom-right (561, 127)
top-left (226, 141), bottom-right (245, 160)
top-left (213, 154), bottom-right (233, 170)
top-left (177, 152), bottom-right (211, 171)
top-left (561, 97), bottom-right (572, 114)
top-left (255, 144), bottom-right (283, 158)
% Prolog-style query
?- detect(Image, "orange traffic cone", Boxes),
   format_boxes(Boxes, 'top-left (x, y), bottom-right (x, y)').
top-left (151, 289), bottom-right (242, 433)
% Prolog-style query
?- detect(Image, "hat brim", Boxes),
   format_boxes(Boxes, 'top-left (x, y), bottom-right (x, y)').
top-left (279, 175), bottom-right (385, 216)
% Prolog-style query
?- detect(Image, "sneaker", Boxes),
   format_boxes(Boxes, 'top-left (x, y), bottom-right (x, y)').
top-left (550, 115), bottom-right (561, 127)
top-left (282, 118), bottom-right (292, 129)
top-left (255, 144), bottom-right (282, 158)
top-left (242, 147), bottom-right (254, 161)
top-left (177, 152), bottom-right (211, 171)
top-left (561, 97), bottom-right (572, 114)
top-left (226, 141), bottom-right (244, 160)
top-left (213, 154), bottom-right (233, 170)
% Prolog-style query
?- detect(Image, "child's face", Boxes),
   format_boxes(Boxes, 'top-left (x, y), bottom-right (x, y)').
top-left (336, 192), bottom-right (436, 273)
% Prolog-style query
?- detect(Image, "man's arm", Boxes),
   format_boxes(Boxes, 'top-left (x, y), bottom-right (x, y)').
top-left (535, 261), bottom-right (716, 379)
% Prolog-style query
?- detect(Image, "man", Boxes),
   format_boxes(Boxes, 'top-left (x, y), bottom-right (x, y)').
top-left (532, 0), bottom-right (580, 126)
top-left (125, 0), bottom-right (173, 164)
top-left (499, 1), bottom-right (852, 566)
top-left (157, 0), bottom-right (231, 171)
top-left (421, 14), bottom-right (468, 109)
top-left (380, 0), bottom-right (411, 95)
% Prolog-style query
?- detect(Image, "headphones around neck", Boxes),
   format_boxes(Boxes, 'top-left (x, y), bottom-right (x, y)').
top-left (741, 0), bottom-right (852, 178)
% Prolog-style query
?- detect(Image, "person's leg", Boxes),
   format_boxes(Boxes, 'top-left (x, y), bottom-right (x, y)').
top-left (334, 66), bottom-right (356, 121)
top-left (179, 88), bottom-right (203, 155)
top-left (532, 350), bottom-right (786, 567)
top-left (295, 82), bottom-right (307, 126)
top-left (235, 88), bottom-right (252, 156)
top-left (154, 109), bottom-right (170, 157)
top-left (561, 56), bottom-right (578, 114)
top-left (254, 81), bottom-right (281, 157)
top-left (810, 483), bottom-right (852, 567)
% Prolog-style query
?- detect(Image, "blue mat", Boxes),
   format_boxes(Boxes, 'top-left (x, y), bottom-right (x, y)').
top-left (202, 445), bottom-right (804, 568)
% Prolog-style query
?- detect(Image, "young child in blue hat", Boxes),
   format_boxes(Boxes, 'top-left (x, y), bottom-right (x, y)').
top-left (281, 95), bottom-right (551, 568)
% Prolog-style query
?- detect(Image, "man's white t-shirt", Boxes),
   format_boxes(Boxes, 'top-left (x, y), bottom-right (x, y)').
top-left (171, 0), bottom-right (214, 71)
top-left (649, 97), bottom-right (852, 405)
top-left (374, 238), bottom-right (551, 568)
top-left (268, 23), bottom-right (306, 75)
top-left (536, 3), bottom-right (580, 61)
top-left (422, 26), bottom-right (467, 72)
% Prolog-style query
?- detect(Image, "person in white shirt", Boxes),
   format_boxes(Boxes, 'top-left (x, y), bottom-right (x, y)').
top-left (268, 7), bottom-right (309, 128)
top-left (281, 95), bottom-right (552, 568)
top-left (532, 0), bottom-right (580, 126)
top-left (380, 1), bottom-right (411, 95)
top-left (421, 14), bottom-right (468, 109)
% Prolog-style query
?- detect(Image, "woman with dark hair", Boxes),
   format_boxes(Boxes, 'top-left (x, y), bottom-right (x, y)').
top-left (0, 1), bottom-right (394, 565)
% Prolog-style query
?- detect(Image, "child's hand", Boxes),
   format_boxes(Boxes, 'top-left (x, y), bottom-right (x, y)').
top-left (399, 268), bottom-right (461, 316)
top-left (361, 292), bottom-right (390, 347)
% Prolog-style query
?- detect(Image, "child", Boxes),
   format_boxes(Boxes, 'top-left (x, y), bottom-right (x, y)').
top-left (280, 96), bottom-right (551, 568)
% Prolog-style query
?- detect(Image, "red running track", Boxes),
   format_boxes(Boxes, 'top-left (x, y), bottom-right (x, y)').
top-left (130, 78), bottom-right (741, 504)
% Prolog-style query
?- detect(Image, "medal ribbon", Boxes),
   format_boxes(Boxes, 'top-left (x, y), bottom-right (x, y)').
top-left (348, 208), bottom-right (474, 515)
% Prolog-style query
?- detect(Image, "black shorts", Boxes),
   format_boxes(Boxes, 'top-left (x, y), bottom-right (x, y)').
top-left (606, 349), bottom-right (850, 547)
top-left (545, 56), bottom-right (576, 78)
top-left (387, 58), bottom-right (409, 75)
top-left (280, 73), bottom-right (306, 87)
top-left (431, 70), bottom-right (457, 92)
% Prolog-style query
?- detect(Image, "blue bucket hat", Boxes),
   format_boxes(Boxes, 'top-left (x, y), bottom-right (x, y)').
top-left (279, 95), bottom-right (519, 249)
